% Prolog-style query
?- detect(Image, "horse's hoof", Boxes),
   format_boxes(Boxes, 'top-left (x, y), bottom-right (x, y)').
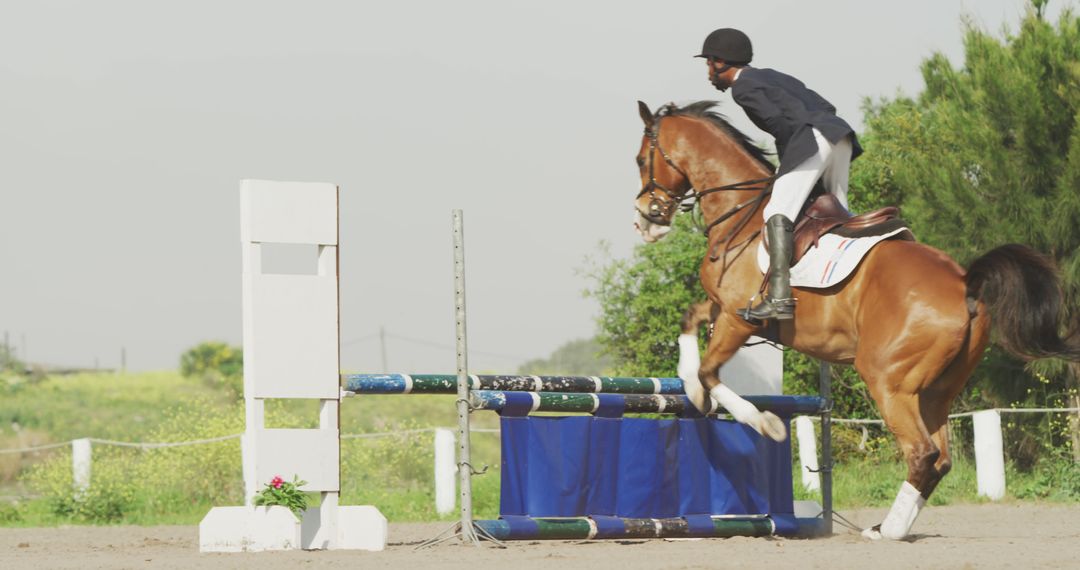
top-left (861, 526), bottom-right (883, 540)
top-left (758, 411), bottom-right (787, 441)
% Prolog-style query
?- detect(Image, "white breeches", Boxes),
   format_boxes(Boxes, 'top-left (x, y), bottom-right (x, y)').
top-left (762, 128), bottom-right (853, 222)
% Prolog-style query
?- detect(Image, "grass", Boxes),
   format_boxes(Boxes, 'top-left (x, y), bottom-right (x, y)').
top-left (1, 371), bottom-right (1076, 527)
top-left (0, 371), bottom-right (231, 441)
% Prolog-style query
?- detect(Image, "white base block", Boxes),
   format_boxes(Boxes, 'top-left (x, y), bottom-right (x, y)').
top-left (200, 506), bottom-right (301, 552)
top-left (338, 506), bottom-right (388, 550)
top-left (200, 505), bottom-right (387, 552)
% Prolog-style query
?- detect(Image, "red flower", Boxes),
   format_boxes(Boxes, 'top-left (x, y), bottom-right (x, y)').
top-left (270, 476), bottom-right (284, 488)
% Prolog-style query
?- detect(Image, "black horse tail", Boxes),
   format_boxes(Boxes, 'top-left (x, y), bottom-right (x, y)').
top-left (965, 244), bottom-right (1080, 361)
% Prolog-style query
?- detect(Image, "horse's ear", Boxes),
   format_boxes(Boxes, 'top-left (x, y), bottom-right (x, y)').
top-left (637, 100), bottom-right (655, 130)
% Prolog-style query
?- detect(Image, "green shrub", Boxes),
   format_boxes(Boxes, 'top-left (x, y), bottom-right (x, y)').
top-left (23, 398), bottom-right (245, 523)
top-left (0, 502), bottom-right (23, 523)
top-left (342, 421), bottom-right (433, 497)
top-left (1013, 456), bottom-right (1080, 501)
top-left (26, 445), bottom-right (139, 523)
top-left (179, 342), bottom-right (243, 398)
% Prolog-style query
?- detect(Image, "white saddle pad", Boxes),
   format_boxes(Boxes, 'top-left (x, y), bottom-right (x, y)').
top-left (757, 227), bottom-right (912, 288)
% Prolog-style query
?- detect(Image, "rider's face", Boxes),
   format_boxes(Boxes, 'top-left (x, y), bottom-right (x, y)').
top-left (708, 60), bottom-right (732, 91)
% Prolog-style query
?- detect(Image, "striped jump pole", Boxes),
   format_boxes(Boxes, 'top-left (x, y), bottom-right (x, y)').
top-left (475, 516), bottom-right (784, 541)
top-left (343, 373), bottom-right (686, 395)
top-left (468, 390), bottom-right (826, 416)
top-left (343, 374), bottom-right (826, 417)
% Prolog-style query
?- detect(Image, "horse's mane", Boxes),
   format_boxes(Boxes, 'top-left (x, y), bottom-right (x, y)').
top-left (658, 101), bottom-right (776, 173)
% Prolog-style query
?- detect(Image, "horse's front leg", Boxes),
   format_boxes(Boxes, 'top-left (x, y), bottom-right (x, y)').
top-left (679, 311), bottom-right (787, 441)
top-left (677, 300), bottom-right (716, 395)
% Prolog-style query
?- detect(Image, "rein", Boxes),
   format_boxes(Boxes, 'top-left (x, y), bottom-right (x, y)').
top-left (637, 116), bottom-right (776, 262)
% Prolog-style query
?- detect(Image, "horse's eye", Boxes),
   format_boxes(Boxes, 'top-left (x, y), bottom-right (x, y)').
top-left (636, 157), bottom-right (645, 167)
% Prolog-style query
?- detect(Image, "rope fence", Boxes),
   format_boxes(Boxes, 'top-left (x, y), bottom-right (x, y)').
top-left (0, 426), bottom-right (502, 455)
top-left (1, 407), bottom-right (1076, 509)
top-left (4, 407), bottom-right (1073, 455)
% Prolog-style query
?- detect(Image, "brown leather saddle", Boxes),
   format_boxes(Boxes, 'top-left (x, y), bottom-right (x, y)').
top-left (789, 193), bottom-right (913, 266)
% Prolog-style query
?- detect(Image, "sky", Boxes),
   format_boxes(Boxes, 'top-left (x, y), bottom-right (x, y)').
top-left (0, 0), bottom-right (1068, 373)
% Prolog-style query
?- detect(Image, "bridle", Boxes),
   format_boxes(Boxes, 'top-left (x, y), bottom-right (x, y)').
top-left (635, 117), bottom-right (690, 226)
top-left (636, 113), bottom-right (776, 260)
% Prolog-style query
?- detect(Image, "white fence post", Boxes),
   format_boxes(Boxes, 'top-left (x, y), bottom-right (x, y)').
top-left (434, 428), bottom-right (456, 515)
top-left (973, 409), bottom-right (1006, 500)
top-left (72, 438), bottom-right (92, 495)
top-left (794, 416), bottom-right (820, 492)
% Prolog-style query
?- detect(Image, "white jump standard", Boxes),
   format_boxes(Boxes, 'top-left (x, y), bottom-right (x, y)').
top-left (200, 180), bottom-right (386, 553)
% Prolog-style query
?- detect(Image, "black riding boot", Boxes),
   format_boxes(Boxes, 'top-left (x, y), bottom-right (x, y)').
top-left (738, 214), bottom-right (796, 322)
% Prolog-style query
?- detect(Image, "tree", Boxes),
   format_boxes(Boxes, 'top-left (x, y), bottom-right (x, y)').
top-left (853, 4), bottom-right (1080, 462)
top-left (585, 215), bottom-right (708, 377)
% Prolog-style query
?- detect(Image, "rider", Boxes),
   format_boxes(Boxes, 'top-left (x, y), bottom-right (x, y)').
top-left (697, 28), bottom-right (862, 322)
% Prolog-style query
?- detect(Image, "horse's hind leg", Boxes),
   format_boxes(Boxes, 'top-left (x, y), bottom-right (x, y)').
top-left (919, 323), bottom-right (987, 499)
top-left (867, 370), bottom-right (968, 540)
top-left (862, 393), bottom-right (937, 540)
top-left (860, 354), bottom-right (961, 540)
top-left (919, 397), bottom-right (954, 500)
top-left (916, 381), bottom-right (968, 501)
top-left (856, 295), bottom-right (973, 540)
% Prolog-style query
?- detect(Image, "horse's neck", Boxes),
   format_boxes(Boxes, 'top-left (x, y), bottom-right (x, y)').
top-left (672, 117), bottom-right (772, 249)
top-left (694, 163), bottom-right (771, 247)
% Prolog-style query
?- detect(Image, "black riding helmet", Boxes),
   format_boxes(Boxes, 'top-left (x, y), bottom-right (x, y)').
top-left (695, 28), bottom-right (752, 64)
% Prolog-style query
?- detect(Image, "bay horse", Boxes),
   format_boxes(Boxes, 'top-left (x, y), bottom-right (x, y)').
top-left (632, 101), bottom-right (1079, 540)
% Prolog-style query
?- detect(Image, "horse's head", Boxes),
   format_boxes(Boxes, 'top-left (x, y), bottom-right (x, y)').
top-left (632, 100), bottom-right (777, 244)
top-left (634, 101), bottom-right (693, 243)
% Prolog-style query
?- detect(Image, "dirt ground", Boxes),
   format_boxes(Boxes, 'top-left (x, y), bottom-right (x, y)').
top-left (2, 504), bottom-right (1078, 570)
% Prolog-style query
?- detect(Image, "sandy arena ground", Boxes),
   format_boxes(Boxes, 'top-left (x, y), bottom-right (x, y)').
top-left (2, 504), bottom-right (1078, 570)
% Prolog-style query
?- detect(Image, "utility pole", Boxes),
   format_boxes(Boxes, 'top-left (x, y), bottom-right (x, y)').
top-left (379, 326), bottom-right (388, 373)
top-left (121, 347), bottom-right (127, 374)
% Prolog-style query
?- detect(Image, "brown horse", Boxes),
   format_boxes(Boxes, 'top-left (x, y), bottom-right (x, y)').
top-left (632, 101), bottom-right (1079, 540)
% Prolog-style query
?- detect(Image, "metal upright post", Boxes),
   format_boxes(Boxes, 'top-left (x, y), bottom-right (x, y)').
top-left (416, 210), bottom-right (503, 549)
top-left (451, 209), bottom-right (480, 545)
top-left (819, 361), bottom-right (833, 536)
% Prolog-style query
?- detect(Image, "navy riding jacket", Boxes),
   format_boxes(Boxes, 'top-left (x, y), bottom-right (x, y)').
top-left (731, 67), bottom-right (862, 175)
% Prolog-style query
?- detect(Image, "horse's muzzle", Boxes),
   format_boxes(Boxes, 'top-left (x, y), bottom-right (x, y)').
top-left (634, 210), bottom-right (672, 243)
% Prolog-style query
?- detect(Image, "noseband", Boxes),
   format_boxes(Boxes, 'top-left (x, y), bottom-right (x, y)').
top-left (636, 115), bottom-right (777, 247)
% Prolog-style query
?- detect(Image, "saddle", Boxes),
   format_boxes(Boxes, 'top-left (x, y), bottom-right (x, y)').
top-left (789, 193), bottom-right (911, 266)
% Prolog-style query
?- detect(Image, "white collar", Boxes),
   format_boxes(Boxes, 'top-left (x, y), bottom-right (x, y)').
top-left (733, 67), bottom-right (744, 82)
